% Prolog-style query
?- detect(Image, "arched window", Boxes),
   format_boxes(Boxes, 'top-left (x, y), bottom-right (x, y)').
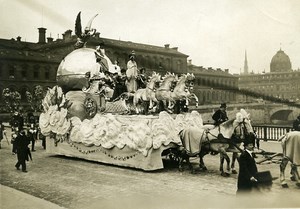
top-left (21, 64), bottom-right (28, 79)
top-left (33, 65), bottom-right (40, 79)
top-left (9, 65), bottom-right (15, 79)
top-left (45, 66), bottom-right (50, 80)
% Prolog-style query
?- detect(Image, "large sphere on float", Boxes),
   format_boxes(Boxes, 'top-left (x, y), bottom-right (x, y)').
top-left (57, 48), bottom-right (100, 92)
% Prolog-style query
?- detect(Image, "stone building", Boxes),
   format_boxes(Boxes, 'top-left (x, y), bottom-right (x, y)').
top-left (0, 27), bottom-right (188, 108)
top-left (239, 49), bottom-right (300, 103)
top-left (187, 60), bottom-right (239, 105)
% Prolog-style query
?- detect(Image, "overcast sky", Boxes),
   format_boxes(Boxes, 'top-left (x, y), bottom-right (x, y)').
top-left (1, 0), bottom-right (300, 74)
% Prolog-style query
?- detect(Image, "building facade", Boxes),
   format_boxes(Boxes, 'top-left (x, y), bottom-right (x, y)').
top-left (239, 49), bottom-right (300, 103)
top-left (187, 61), bottom-right (239, 105)
top-left (0, 28), bottom-right (188, 109)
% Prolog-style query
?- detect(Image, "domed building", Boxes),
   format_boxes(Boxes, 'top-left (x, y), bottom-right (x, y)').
top-left (270, 49), bottom-right (292, 73)
top-left (239, 48), bottom-right (300, 103)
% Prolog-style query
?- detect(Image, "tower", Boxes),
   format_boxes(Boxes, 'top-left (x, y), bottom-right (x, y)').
top-left (243, 50), bottom-right (248, 74)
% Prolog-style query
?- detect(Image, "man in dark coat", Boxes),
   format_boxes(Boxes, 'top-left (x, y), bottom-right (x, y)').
top-left (212, 103), bottom-right (228, 126)
top-left (15, 130), bottom-right (30, 172)
top-left (293, 114), bottom-right (300, 131)
top-left (237, 138), bottom-right (258, 194)
top-left (27, 118), bottom-right (37, 151)
top-left (10, 111), bottom-right (24, 154)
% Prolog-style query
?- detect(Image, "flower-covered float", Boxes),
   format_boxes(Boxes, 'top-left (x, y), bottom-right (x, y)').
top-left (39, 12), bottom-right (200, 170)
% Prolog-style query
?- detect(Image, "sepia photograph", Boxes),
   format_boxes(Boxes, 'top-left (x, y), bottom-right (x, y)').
top-left (0, 0), bottom-right (300, 208)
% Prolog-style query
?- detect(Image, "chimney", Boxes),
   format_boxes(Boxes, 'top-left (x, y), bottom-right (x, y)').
top-left (38, 27), bottom-right (47, 44)
top-left (172, 47), bottom-right (178, 51)
top-left (47, 37), bottom-right (54, 43)
top-left (188, 59), bottom-right (192, 65)
top-left (164, 44), bottom-right (170, 49)
top-left (95, 32), bottom-right (100, 38)
top-left (63, 30), bottom-right (72, 40)
top-left (225, 69), bottom-right (229, 73)
top-left (16, 36), bottom-right (21, 42)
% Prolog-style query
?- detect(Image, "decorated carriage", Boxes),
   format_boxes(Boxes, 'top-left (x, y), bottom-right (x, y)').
top-left (39, 12), bottom-right (200, 171)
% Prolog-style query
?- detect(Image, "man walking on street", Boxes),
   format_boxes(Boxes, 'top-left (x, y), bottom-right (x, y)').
top-left (15, 130), bottom-right (30, 172)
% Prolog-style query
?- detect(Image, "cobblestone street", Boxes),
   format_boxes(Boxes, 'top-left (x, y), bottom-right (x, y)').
top-left (0, 138), bottom-right (299, 209)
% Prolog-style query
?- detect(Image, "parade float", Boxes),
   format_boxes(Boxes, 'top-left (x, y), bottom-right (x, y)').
top-left (39, 12), bottom-right (199, 170)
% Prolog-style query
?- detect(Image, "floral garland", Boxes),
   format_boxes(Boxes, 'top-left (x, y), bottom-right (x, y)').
top-left (39, 86), bottom-right (71, 144)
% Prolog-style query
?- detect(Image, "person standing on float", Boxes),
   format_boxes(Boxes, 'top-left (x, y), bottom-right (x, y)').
top-left (126, 51), bottom-right (138, 93)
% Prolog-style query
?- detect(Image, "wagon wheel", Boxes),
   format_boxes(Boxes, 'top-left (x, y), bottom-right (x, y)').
top-left (84, 96), bottom-right (97, 119)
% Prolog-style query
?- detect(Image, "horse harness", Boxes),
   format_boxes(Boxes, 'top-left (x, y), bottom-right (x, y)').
top-left (201, 119), bottom-right (250, 153)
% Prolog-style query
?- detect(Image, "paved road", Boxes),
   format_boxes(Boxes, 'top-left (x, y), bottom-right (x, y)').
top-left (0, 138), bottom-right (299, 209)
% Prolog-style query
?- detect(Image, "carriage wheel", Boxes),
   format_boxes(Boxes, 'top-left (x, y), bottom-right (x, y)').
top-left (84, 96), bottom-right (97, 119)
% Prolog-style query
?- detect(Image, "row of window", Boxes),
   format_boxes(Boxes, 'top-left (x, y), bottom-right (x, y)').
top-left (0, 63), bottom-right (55, 80)
top-left (196, 77), bottom-right (237, 88)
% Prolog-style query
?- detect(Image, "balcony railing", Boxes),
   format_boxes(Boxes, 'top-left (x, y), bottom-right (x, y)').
top-left (253, 125), bottom-right (293, 141)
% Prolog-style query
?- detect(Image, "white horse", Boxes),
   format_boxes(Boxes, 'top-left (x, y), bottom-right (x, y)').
top-left (170, 73), bottom-right (198, 109)
top-left (178, 109), bottom-right (254, 176)
top-left (279, 131), bottom-right (300, 188)
top-left (133, 72), bottom-right (161, 114)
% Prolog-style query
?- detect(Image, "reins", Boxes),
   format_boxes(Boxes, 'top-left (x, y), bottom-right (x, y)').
top-left (202, 120), bottom-right (249, 153)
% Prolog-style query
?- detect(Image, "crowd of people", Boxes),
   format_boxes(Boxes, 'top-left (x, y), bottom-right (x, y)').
top-left (0, 111), bottom-right (46, 173)
top-left (93, 49), bottom-right (148, 101)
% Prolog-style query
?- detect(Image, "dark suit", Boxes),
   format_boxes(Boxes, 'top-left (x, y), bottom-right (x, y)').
top-left (293, 118), bottom-right (300, 131)
top-left (237, 150), bottom-right (258, 193)
top-left (15, 133), bottom-right (30, 171)
top-left (212, 109), bottom-right (228, 125)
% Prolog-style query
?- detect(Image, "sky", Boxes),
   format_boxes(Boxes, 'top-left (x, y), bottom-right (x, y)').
top-left (1, 0), bottom-right (300, 75)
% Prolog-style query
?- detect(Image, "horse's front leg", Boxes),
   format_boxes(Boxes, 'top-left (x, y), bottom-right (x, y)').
top-left (231, 152), bottom-right (239, 174)
top-left (280, 157), bottom-right (289, 188)
top-left (149, 98), bottom-right (153, 109)
top-left (189, 93), bottom-right (199, 107)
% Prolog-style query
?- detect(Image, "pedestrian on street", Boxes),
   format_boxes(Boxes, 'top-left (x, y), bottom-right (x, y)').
top-left (27, 122), bottom-right (37, 151)
top-left (292, 114), bottom-right (300, 131)
top-left (15, 130), bottom-right (30, 172)
top-left (10, 111), bottom-right (24, 154)
top-left (0, 120), bottom-right (6, 149)
top-left (237, 137), bottom-right (258, 194)
top-left (38, 127), bottom-right (46, 149)
top-left (253, 129), bottom-right (260, 150)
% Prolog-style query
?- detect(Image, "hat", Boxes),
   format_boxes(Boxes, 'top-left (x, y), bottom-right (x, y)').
top-left (243, 136), bottom-right (254, 147)
top-left (129, 50), bottom-right (136, 58)
top-left (220, 103), bottom-right (227, 108)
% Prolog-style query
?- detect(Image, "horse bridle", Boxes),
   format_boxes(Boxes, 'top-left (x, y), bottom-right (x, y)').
top-left (233, 119), bottom-right (251, 142)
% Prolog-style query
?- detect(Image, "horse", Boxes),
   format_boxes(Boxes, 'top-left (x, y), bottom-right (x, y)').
top-left (279, 131), bottom-right (300, 188)
top-left (178, 109), bottom-right (254, 176)
top-left (170, 73), bottom-right (198, 111)
top-left (133, 72), bottom-right (161, 114)
top-left (155, 72), bottom-right (178, 112)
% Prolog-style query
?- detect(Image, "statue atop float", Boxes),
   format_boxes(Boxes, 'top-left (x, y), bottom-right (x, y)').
top-left (74, 12), bottom-right (98, 49)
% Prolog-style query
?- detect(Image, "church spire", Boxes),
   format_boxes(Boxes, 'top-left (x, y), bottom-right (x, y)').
top-left (244, 50), bottom-right (248, 74)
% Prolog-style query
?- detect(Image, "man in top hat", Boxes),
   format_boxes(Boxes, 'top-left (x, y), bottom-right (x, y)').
top-left (15, 130), bottom-right (30, 172)
top-left (237, 137), bottom-right (258, 194)
top-left (126, 50), bottom-right (138, 93)
top-left (212, 103), bottom-right (228, 126)
top-left (292, 114), bottom-right (300, 131)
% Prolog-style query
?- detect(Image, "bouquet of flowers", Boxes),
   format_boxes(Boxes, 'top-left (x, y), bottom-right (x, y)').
top-left (39, 86), bottom-right (72, 143)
